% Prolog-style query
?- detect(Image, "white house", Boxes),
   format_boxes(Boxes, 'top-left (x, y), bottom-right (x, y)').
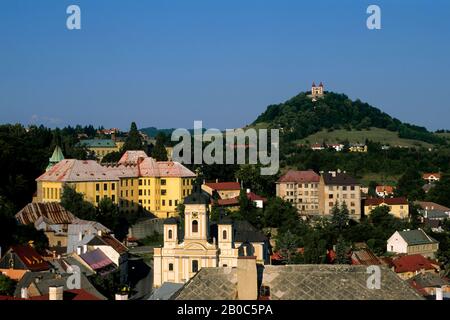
top-left (387, 229), bottom-right (439, 259)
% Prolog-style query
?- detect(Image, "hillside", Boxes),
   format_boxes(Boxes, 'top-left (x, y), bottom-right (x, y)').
top-left (253, 91), bottom-right (445, 146)
top-left (296, 127), bottom-right (433, 148)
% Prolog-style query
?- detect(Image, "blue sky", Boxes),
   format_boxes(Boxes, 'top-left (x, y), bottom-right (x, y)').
top-left (0, 0), bottom-right (449, 131)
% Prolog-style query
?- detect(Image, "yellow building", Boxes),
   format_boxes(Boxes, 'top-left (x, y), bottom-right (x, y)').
top-left (364, 197), bottom-right (409, 219)
top-left (35, 151), bottom-right (195, 218)
top-left (78, 139), bottom-right (122, 160)
top-left (153, 185), bottom-right (268, 288)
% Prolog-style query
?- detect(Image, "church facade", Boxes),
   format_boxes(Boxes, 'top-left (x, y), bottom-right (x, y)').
top-left (153, 186), bottom-right (268, 288)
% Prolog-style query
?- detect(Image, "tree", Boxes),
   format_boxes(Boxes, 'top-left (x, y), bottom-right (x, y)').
top-left (335, 236), bottom-right (350, 264)
top-left (0, 274), bottom-right (17, 296)
top-left (331, 202), bottom-right (349, 232)
top-left (395, 167), bottom-right (425, 201)
top-left (101, 151), bottom-right (122, 164)
top-left (122, 122), bottom-right (143, 151)
top-left (150, 132), bottom-right (168, 161)
top-left (275, 230), bottom-right (299, 264)
top-left (60, 185), bottom-right (96, 220)
top-left (427, 173), bottom-right (450, 207)
top-left (263, 197), bottom-right (298, 230)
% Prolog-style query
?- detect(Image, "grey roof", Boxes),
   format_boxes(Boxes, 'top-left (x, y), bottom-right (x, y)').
top-left (173, 265), bottom-right (423, 300)
top-left (421, 210), bottom-right (449, 220)
top-left (409, 272), bottom-right (448, 288)
top-left (148, 282), bottom-right (184, 300)
top-left (14, 271), bottom-right (106, 300)
top-left (208, 220), bottom-right (267, 243)
top-left (163, 217), bottom-right (178, 225)
top-left (322, 172), bottom-right (359, 186)
top-left (398, 229), bottom-right (438, 245)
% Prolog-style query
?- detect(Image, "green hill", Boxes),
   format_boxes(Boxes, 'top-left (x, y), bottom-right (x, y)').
top-left (253, 91), bottom-right (445, 146)
top-left (297, 127), bottom-right (433, 148)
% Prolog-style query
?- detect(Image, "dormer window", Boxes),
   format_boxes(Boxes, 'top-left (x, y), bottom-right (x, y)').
top-left (192, 220), bottom-right (198, 233)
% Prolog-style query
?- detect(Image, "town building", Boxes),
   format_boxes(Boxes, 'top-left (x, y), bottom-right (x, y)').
top-left (35, 150), bottom-right (196, 218)
top-left (387, 229), bottom-right (439, 258)
top-left (153, 184), bottom-right (269, 288)
top-left (423, 173), bottom-right (441, 184)
top-left (77, 139), bottom-right (123, 160)
top-left (349, 143), bottom-right (368, 153)
top-left (276, 170), bottom-right (320, 216)
top-left (202, 181), bottom-right (241, 200)
top-left (171, 257), bottom-right (423, 300)
top-left (215, 189), bottom-right (267, 210)
top-left (408, 273), bottom-right (449, 299)
top-left (318, 171), bottom-right (361, 219)
top-left (391, 254), bottom-right (439, 280)
top-left (375, 185), bottom-right (395, 198)
top-left (0, 245), bottom-right (51, 281)
top-left (364, 197), bottom-right (409, 219)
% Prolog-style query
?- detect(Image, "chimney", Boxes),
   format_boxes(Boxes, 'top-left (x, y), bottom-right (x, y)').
top-left (76, 246), bottom-right (82, 255)
top-left (21, 287), bottom-right (29, 299)
top-left (49, 286), bottom-right (64, 301)
top-left (78, 232), bottom-right (83, 242)
top-left (246, 189), bottom-right (251, 194)
top-left (436, 287), bottom-right (443, 300)
top-left (237, 257), bottom-right (258, 300)
top-left (83, 244), bottom-right (88, 254)
top-left (97, 229), bottom-right (103, 236)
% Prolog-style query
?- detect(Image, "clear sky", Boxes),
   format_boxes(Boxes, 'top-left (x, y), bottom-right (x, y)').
top-left (0, 0), bottom-right (449, 131)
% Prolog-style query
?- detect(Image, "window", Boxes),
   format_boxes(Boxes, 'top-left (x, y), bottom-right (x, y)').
top-left (350, 186), bottom-right (355, 191)
top-left (343, 186), bottom-right (347, 191)
top-left (192, 260), bottom-right (199, 273)
top-left (96, 195), bottom-right (100, 203)
top-left (112, 195), bottom-right (115, 202)
top-left (104, 183), bottom-right (107, 191)
top-left (96, 183), bottom-right (100, 191)
top-left (192, 220), bottom-right (198, 233)
top-left (169, 200), bottom-right (172, 206)
top-left (329, 202), bottom-right (334, 207)
top-left (139, 180), bottom-right (142, 186)
top-left (162, 200), bottom-right (165, 206)
top-left (328, 194), bottom-right (333, 199)
top-left (161, 179), bottom-right (167, 186)
top-left (139, 190), bottom-right (142, 196)
top-left (169, 263), bottom-right (173, 271)
top-left (168, 229), bottom-right (173, 239)
top-left (161, 189), bottom-right (167, 196)
top-left (175, 200), bottom-right (178, 206)
top-left (223, 230), bottom-right (227, 240)
top-left (112, 183), bottom-right (115, 191)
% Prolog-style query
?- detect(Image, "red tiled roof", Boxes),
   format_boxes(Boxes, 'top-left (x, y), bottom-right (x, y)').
top-left (423, 173), bottom-right (441, 179)
top-left (204, 182), bottom-right (241, 191)
top-left (364, 197), bottom-right (408, 206)
top-left (0, 289), bottom-right (101, 301)
top-left (101, 234), bottom-right (128, 254)
top-left (10, 245), bottom-right (51, 271)
top-left (216, 192), bottom-right (267, 206)
top-left (15, 202), bottom-right (75, 225)
top-left (277, 170), bottom-right (320, 183)
top-left (392, 254), bottom-right (436, 273)
top-left (375, 185), bottom-right (394, 194)
top-left (415, 201), bottom-right (450, 212)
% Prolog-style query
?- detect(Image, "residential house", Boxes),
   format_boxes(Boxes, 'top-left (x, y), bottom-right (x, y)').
top-left (35, 150), bottom-right (196, 218)
top-left (364, 197), bottom-right (409, 219)
top-left (77, 139), bottom-right (122, 160)
top-left (153, 184), bottom-right (269, 288)
top-left (349, 143), bottom-right (368, 153)
top-left (171, 257), bottom-right (423, 300)
top-left (318, 171), bottom-right (361, 220)
top-left (13, 271), bottom-right (106, 300)
top-left (15, 202), bottom-right (76, 252)
top-left (375, 185), bottom-right (395, 198)
top-left (215, 189), bottom-right (267, 210)
top-left (415, 201), bottom-right (450, 232)
top-left (351, 247), bottom-right (382, 266)
top-left (202, 181), bottom-right (241, 200)
top-left (0, 245), bottom-right (51, 281)
top-left (387, 229), bottom-right (439, 258)
top-left (423, 173), bottom-right (441, 184)
top-left (408, 273), bottom-right (450, 299)
top-left (392, 254), bottom-right (439, 280)
top-left (276, 170), bottom-right (320, 216)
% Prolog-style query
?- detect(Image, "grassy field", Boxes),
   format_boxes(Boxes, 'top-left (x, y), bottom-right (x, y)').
top-left (296, 127), bottom-right (433, 148)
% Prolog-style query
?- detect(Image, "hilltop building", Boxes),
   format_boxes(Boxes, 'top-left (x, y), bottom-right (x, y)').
top-left (311, 81), bottom-right (324, 100)
top-left (153, 183), bottom-right (269, 288)
top-left (77, 139), bottom-right (124, 160)
top-left (35, 150), bottom-right (196, 218)
top-left (364, 197), bottom-right (409, 219)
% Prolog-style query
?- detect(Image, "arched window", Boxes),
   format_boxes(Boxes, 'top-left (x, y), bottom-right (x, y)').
top-left (192, 220), bottom-right (198, 233)
top-left (192, 260), bottom-right (199, 273)
top-left (222, 230), bottom-right (227, 240)
top-left (168, 263), bottom-right (174, 271)
top-left (168, 229), bottom-right (173, 239)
